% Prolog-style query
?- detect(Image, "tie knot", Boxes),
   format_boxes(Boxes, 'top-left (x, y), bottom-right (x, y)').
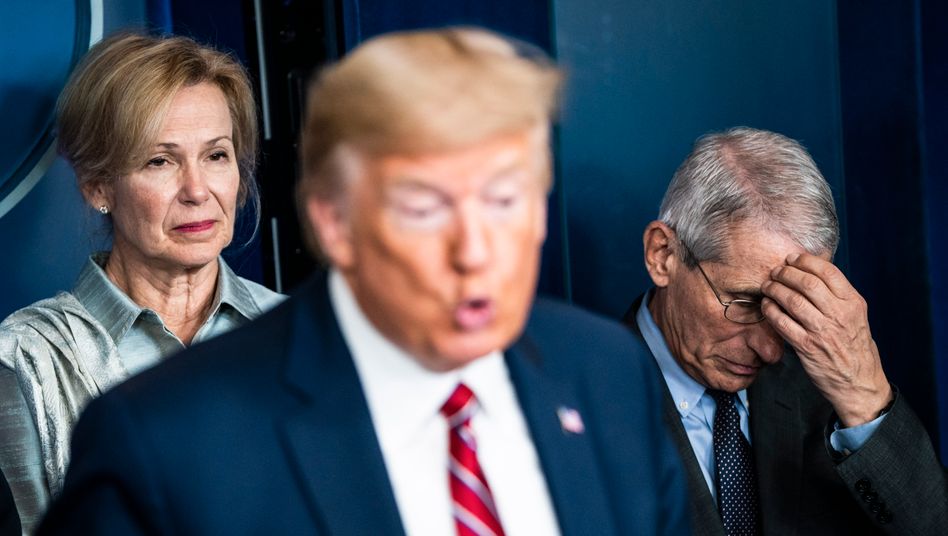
top-left (441, 383), bottom-right (478, 426)
top-left (706, 389), bottom-right (736, 406)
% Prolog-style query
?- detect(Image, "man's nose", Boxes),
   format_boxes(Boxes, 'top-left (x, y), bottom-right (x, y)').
top-left (747, 320), bottom-right (785, 363)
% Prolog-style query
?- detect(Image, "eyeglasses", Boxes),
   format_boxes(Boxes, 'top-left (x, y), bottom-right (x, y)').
top-left (681, 241), bottom-right (765, 324)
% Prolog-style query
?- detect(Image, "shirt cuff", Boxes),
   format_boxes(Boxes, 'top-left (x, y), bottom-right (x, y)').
top-left (829, 412), bottom-right (887, 455)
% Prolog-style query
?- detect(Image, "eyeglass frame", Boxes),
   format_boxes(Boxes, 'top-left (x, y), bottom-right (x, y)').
top-left (678, 240), bottom-right (766, 325)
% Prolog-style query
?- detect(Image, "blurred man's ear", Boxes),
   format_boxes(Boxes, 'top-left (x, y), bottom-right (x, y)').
top-left (643, 221), bottom-right (678, 288)
top-left (305, 195), bottom-right (354, 270)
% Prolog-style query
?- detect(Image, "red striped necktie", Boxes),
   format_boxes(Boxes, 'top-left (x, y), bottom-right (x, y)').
top-left (441, 383), bottom-right (506, 536)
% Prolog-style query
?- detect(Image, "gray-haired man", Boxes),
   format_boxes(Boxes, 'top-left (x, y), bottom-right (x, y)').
top-left (623, 127), bottom-right (947, 535)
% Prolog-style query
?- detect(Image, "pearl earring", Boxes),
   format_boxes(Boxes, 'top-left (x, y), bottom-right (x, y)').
top-left (98, 205), bottom-right (109, 215)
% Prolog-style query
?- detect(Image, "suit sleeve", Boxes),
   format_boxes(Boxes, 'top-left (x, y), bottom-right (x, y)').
top-left (831, 391), bottom-right (948, 535)
top-left (37, 390), bottom-right (171, 536)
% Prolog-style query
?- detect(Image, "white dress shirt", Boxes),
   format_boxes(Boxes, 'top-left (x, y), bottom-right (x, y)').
top-left (329, 270), bottom-right (560, 536)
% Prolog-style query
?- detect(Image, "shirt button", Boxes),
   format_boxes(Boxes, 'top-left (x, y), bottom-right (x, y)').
top-left (679, 401), bottom-right (689, 410)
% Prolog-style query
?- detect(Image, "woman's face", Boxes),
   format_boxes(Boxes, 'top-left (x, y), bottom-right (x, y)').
top-left (100, 82), bottom-right (240, 272)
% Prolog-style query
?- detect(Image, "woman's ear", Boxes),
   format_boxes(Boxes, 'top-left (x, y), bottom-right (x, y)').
top-left (643, 221), bottom-right (679, 288)
top-left (80, 180), bottom-right (112, 211)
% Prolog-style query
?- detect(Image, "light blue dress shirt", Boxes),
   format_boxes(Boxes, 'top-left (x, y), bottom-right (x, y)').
top-left (635, 291), bottom-right (885, 503)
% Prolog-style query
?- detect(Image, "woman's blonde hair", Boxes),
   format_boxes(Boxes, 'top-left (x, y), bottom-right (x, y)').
top-left (299, 27), bottom-right (563, 200)
top-left (56, 32), bottom-right (259, 211)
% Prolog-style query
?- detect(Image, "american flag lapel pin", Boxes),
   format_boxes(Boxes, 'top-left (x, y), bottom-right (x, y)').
top-left (557, 406), bottom-right (585, 434)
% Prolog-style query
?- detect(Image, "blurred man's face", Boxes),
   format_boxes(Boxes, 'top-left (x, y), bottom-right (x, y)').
top-left (310, 126), bottom-right (549, 370)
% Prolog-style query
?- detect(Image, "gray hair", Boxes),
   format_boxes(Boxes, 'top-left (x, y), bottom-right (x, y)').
top-left (659, 127), bottom-right (839, 266)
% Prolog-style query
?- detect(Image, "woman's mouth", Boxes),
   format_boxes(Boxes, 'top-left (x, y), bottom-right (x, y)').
top-left (173, 220), bottom-right (215, 233)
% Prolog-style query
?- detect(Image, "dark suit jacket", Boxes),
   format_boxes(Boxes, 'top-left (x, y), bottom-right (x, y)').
top-left (623, 296), bottom-right (948, 536)
top-left (0, 468), bottom-right (19, 536)
top-left (39, 277), bottom-right (690, 535)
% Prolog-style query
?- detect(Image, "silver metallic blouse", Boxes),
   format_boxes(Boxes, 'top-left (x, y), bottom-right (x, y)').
top-left (0, 253), bottom-right (284, 533)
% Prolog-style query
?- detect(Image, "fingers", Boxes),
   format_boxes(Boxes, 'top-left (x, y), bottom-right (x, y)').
top-left (760, 296), bottom-right (808, 347)
top-left (761, 278), bottom-right (825, 332)
top-left (766, 263), bottom-right (836, 317)
top-left (766, 253), bottom-right (859, 316)
top-left (784, 253), bottom-right (854, 299)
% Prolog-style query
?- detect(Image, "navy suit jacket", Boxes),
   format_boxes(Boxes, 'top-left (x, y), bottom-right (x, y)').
top-left (623, 294), bottom-right (948, 536)
top-left (40, 276), bottom-right (690, 535)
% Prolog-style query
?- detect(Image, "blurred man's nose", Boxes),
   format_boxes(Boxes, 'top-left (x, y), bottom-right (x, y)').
top-left (451, 203), bottom-right (490, 273)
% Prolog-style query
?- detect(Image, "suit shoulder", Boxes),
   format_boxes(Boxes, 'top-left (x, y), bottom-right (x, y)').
top-left (528, 297), bottom-right (639, 339)
top-left (111, 292), bottom-right (298, 403)
top-left (524, 297), bottom-right (654, 369)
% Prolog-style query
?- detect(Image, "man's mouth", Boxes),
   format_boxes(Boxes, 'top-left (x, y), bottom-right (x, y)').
top-left (718, 356), bottom-right (761, 376)
top-left (454, 298), bottom-right (495, 331)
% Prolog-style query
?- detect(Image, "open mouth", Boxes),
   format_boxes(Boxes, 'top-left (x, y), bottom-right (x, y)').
top-left (454, 298), bottom-right (495, 331)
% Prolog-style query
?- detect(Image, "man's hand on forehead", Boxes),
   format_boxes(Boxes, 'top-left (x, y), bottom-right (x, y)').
top-left (760, 253), bottom-right (893, 427)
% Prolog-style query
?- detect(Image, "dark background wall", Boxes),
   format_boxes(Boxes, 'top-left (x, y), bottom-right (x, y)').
top-left (1, 0), bottom-right (945, 461)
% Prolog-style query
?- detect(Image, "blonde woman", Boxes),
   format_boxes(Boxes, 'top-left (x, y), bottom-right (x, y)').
top-left (0, 33), bottom-right (283, 532)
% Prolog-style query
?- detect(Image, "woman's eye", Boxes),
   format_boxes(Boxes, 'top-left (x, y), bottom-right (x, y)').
top-left (209, 151), bottom-right (229, 161)
top-left (147, 157), bottom-right (169, 167)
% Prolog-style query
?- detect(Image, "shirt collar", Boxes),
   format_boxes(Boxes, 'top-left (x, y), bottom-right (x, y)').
top-left (328, 269), bottom-right (510, 451)
top-left (635, 288), bottom-right (749, 417)
top-left (214, 256), bottom-right (265, 320)
top-left (72, 252), bottom-right (143, 344)
top-left (72, 252), bottom-right (262, 344)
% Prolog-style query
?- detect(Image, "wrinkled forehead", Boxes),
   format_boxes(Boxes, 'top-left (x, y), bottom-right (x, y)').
top-left (715, 224), bottom-right (812, 278)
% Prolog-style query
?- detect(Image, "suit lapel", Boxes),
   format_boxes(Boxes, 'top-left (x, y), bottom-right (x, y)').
top-left (658, 382), bottom-right (726, 536)
top-left (277, 278), bottom-right (406, 536)
top-left (504, 335), bottom-right (616, 535)
top-left (749, 354), bottom-right (803, 536)
top-left (624, 294), bottom-right (723, 536)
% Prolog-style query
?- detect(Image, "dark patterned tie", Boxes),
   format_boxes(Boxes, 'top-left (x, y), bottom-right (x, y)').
top-left (708, 389), bottom-right (761, 536)
top-left (441, 384), bottom-right (506, 536)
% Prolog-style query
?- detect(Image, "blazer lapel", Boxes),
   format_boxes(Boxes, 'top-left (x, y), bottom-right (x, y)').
top-left (625, 294), bottom-right (724, 536)
top-left (658, 382), bottom-right (726, 536)
top-left (277, 278), bottom-right (406, 536)
top-left (504, 336), bottom-right (617, 535)
top-left (749, 354), bottom-right (803, 536)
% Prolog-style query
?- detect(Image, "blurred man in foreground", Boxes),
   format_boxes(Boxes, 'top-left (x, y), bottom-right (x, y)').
top-left (41, 28), bottom-right (689, 535)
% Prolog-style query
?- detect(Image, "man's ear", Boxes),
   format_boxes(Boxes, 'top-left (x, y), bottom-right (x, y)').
top-left (643, 220), bottom-right (678, 288)
top-left (304, 195), bottom-right (354, 269)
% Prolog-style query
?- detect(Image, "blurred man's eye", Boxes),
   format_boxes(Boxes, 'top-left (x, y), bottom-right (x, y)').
top-left (485, 194), bottom-right (518, 209)
top-left (391, 196), bottom-right (450, 229)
